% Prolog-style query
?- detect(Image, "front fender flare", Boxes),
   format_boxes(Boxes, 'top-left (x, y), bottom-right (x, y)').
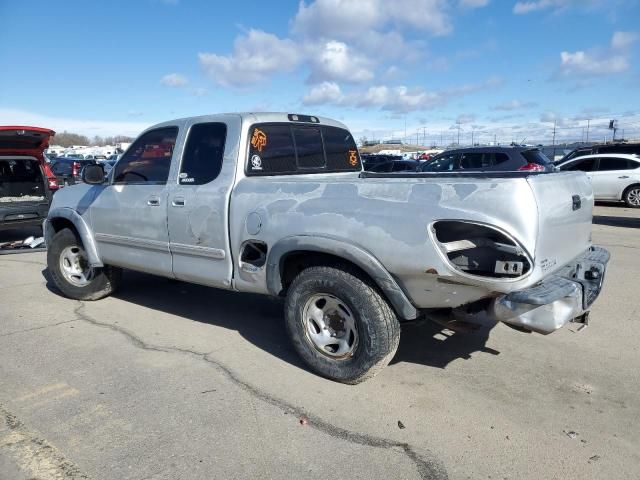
top-left (44, 208), bottom-right (103, 267)
top-left (266, 235), bottom-right (418, 320)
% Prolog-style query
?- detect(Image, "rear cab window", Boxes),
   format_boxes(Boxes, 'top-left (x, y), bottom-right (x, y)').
top-left (246, 123), bottom-right (360, 176)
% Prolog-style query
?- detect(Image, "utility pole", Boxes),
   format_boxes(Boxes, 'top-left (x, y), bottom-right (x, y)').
top-left (404, 116), bottom-right (407, 143)
top-left (457, 124), bottom-right (461, 146)
top-left (586, 119), bottom-right (590, 144)
top-left (440, 132), bottom-right (443, 147)
top-left (471, 128), bottom-right (475, 146)
top-left (494, 133), bottom-right (497, 145)
top-left (552, 120), bottom-right (557, 159)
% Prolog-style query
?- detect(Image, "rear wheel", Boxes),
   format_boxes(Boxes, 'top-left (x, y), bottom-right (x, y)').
top-left (284, 266), bottom-right (400, 384)
top-left (47, 228), bottom-right (121, 300)
top-left (623, 185), bottom-right (640, 208)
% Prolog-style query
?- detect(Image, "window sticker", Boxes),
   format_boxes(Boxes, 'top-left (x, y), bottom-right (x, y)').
top-left (250, 154), bottom-right (263, 170)
top-left (348, 149), bottom-right (358, 166)
top-left (251, 128), bottom-right (268, 152)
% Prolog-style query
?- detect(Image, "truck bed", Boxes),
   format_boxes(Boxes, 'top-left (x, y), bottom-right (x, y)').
top-left (230, 170), bottom-right (594, 310)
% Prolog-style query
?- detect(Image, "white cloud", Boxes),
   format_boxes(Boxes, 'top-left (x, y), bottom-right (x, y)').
top-left (456, 114), bottom-right (476, 124)
top-left (559, 50), bottom-right (629, 76)
top-left (513, 0), bottom-right (611, 14)
top-left (307, 41), bottom-right (374, 84)
top-left (302, 76), bottom-right (501, 113)
top-left (291, 0), bottom-right (453, 39)
top-left (459, 0), bottom-right (489, 8)
top-left (160, 73), bottom-right (188, 87)
top-left (198, 29), bottom-right (301, 87)
top-left (196, 0), bottom-right (489, 88)
top-left (355, 85), bottom-right (440, 111)
top-left (540, 111), bottom-right (558, 123)
top-left (513, 0), bottom-right (559, 14)
top-left (492, 99), bottom-right (537, 111)
top-left (0, 108), bottom-right (149, 138)
top-left (191, 88), bottom-right (209, 97)
top-left (612, 31), bottom-right (638, 49)
top-left (303, 82), bottom-right (344, 105)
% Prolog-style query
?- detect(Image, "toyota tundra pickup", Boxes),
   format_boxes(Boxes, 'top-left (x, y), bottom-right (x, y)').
top-left (44, 113), bottom-right (610, 383)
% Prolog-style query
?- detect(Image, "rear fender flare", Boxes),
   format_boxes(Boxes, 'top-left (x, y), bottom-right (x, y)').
top-left (44, 208), bottom-right (103, 267)
top-left (266, 235), bottom-right (418, 320)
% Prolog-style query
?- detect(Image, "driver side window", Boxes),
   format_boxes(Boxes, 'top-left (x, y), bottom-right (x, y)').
top-left (113, 127), bottom-right (178, 185)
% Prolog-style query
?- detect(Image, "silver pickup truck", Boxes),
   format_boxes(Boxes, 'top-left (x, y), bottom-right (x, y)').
top-left (44, 113), bottom-right (610, 383)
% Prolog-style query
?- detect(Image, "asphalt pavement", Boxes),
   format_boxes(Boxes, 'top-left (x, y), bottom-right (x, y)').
top-left (0, 204), bottom-right (639, 480)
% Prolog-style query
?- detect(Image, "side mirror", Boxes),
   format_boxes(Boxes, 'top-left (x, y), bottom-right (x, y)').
top-left (82, 164), bottom-right (105, 184)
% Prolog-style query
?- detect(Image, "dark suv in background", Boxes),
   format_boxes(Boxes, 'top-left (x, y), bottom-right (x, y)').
top-left (50, 157), bottom-right (98, 186)
top-left (419, 146), bottom-right (553, 172)
top-left (559, 143), bottom-right (640, 163)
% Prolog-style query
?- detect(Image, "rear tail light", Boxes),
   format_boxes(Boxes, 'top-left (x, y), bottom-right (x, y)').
top-left (72, 161), bottom-right (81, 177)
top-left (518, 162), bottom-right (546, 172)
top-left (43, 163), bottom-right (59, 191)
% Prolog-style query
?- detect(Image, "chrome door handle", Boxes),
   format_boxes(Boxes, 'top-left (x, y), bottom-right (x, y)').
top-left (172, 197), bottom-right (185, 207)
top-left (619, 175), bottom-right (629, 179)
top-left (147, 196), bottom-right (160, 206)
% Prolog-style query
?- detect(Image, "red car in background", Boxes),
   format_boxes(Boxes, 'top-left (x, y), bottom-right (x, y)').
top-left (0, 126), bottom-right (59, 231)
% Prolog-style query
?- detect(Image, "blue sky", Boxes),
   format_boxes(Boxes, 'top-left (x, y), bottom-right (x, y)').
top-left (1, 0), bottom-right (639, 145)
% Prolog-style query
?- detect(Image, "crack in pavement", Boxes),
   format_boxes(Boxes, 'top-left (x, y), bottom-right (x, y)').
top-left (0, 403), bottom-right (90, 479)
top-left (0, 319), bottom-right (79, 338)
top-left (72, 302), bottom-right (449, 480)
top-left (0, 257), bottom-right (46, 266)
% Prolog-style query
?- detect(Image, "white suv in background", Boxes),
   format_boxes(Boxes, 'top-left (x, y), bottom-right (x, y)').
top-left (557, 153), bottom-right (640, 207)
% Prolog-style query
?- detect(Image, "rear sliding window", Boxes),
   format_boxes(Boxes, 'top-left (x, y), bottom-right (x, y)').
top-left (246, 123), bottom-right (360, 176)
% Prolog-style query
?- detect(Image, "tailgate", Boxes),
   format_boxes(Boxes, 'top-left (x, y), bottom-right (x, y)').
top-left (526, 172), bottom-right (593, 276)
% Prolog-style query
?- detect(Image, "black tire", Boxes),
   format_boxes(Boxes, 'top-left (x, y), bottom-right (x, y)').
top-left (622, 185), bottom-right (640, 208)
top-left (285, 265), bottom-right (400, 384)
top-left (47, 228), bottom-right (121, 301)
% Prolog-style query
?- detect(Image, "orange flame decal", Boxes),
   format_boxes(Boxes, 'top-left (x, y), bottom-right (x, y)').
top-left (348, 150), bottom-right (358, 166)
top-left (251, 128), bottom-right (268, 152)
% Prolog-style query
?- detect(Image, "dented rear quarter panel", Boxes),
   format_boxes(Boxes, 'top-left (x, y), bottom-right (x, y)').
top-left (229, 171), bottom-right (592, 309)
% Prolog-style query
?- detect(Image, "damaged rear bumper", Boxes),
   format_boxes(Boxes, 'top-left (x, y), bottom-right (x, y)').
top-left (491, 246), bottom-right (610, 334)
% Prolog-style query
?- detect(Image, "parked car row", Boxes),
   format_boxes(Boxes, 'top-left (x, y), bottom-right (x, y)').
top-left (362, 144), bottom-right (640, 207)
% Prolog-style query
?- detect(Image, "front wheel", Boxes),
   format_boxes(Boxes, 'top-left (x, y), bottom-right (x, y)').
top-left (47, 228), bottom-right (121, 300)
top-left (284, 266), bottom-right (400, 384)
top-left (623, 185), bottom-right (640, 208)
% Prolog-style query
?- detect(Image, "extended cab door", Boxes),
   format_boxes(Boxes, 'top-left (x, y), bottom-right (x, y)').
top-left (89, 126), bottom-right (178, 276)
top-left (166, 119), bottom-right (238, 288)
